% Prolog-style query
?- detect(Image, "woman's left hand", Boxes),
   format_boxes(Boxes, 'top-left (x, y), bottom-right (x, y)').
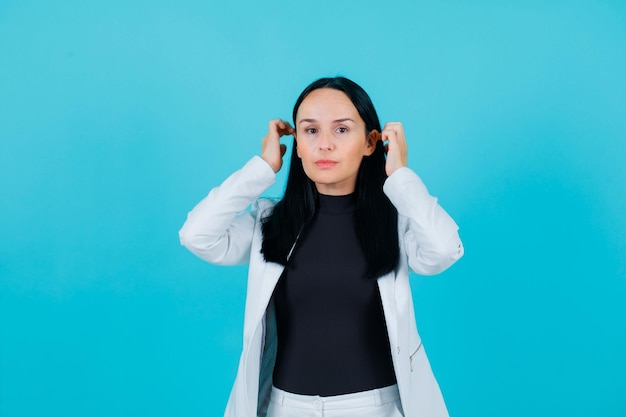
top-left (381, 122), bottom-right (408, 176)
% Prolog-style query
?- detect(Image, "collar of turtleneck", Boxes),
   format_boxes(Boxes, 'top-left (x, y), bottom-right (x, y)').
top-left (317, 193), bottom-right (356, 214)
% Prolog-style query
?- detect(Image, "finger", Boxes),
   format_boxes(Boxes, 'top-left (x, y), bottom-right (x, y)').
top-left (268, 120), bottom-right (281, 139)
top-left (277, 121), bottom-right (295, 137)
top-left (282, 122), bottom-right (295, 136)
top-left (384, 121), bottom-right (403, 129)
top-left (277, 119), bottom-right (290, 131)
top-left (383, 122), bottom-right (403, 136)
top-left (381, 127), bottom-right (397, 143)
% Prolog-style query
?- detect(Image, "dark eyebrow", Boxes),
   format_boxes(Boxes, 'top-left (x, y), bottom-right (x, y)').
top-left (298, 118), bottom-right (356, 124)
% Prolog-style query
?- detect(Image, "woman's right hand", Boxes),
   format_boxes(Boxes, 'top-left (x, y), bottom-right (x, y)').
top-left (261, 119), bottom-right (295, 173)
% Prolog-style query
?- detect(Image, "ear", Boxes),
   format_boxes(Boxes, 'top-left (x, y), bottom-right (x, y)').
top-left (364, 129), bottom-right (380, 156)
top-left (363, 141), bottom-right (376, 156)
top-left (295, 135), bottom-right (301, 158)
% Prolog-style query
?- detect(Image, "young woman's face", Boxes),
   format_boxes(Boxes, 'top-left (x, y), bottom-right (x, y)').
top-left (295, 88), bottom-right (375, 196)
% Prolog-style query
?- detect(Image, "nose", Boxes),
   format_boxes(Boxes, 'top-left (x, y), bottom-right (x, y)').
top-left (318, 131), bottom-right (334, 151)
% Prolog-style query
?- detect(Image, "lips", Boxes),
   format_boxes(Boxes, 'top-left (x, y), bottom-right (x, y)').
top-left (314, 159), bottom-right (338, 168)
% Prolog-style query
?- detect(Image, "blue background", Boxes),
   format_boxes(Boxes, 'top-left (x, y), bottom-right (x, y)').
top-left (1, 1), bottom-right (625, 416)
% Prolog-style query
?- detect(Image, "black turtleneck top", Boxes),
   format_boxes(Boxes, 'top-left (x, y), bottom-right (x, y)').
top-left (272, 193), bottom-right (397, 396)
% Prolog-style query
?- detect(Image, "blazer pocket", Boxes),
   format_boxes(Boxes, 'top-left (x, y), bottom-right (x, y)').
top-left (409, 341), bottom-right (423, 372)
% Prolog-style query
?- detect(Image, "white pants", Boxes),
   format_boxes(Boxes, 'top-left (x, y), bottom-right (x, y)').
top-left (266, 385), bottom-right (404, 417)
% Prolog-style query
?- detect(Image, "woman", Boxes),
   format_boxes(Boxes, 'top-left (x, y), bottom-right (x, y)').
top-left (179, 77), bottom-right (463, 417)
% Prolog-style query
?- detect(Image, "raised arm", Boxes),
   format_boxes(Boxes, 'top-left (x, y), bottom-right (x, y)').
top-left (179, 119), bottom-right (294, 265)
top-left (179, 156), bottom-right (275, 265)
top-left (380, 122), bottom-right (464, 275)
top-left (384, 167), bottom-right (463, 275)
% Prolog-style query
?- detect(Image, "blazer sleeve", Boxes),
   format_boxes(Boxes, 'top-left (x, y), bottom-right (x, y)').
top-left (179, 156), bottom-right (276, 266)
top-left (383, 167), bottom-right (464, 275)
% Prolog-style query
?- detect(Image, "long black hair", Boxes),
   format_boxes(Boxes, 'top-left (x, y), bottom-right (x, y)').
top-left (260, 77), bottom-right (399, 279)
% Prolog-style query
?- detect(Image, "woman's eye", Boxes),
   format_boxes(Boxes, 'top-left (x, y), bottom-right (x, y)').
top-left (336, 127), bottom-right (348, 133)
top-left (305, 127), bottom-right (317, 134)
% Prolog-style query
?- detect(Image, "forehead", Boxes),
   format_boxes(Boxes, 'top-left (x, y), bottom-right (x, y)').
top-left (296, 88), bottom-right (361, 121)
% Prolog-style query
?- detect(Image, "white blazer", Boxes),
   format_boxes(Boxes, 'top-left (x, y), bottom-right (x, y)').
top-left (179, 156), bottom-right (464, 417)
